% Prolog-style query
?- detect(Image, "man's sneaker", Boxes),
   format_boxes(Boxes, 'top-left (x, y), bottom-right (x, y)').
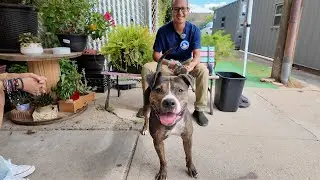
top-left (5, 159), bottom-right (35, 178)
top-left (4, 176), bottom-right (29, 180)
top-left (136, 108), bottom-right (144, 118)
top-left (192, 110), bottom-right (208, 126)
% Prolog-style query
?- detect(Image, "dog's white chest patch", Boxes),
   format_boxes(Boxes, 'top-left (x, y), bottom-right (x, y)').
top-left (167, 119), bottom-right (185, 136)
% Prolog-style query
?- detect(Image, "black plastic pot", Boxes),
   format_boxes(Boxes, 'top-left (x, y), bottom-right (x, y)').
top-left (0, 3), bottom-right (38, 53)
top-left (74, 54), bottom-right (107, 93)
top-left (56, 34), bottom-right (88, 52)
top-left (75, 54), bottom-right (105, 72)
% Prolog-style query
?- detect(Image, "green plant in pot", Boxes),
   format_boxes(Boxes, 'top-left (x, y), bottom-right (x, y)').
top-left (101, 25), bottom-right (155, 74)
top-left (19, 32), bottom-right (43, 55)
top-left (77, 69), bottom-right (97, 95)
top-left (10, 91), bottom-right (32, 112)
top-left (77, 69), bottom-right (97, 104)
top-left (77, 11), bottom-right (115, 79)
top-left (52, 58), bottom-right (82, 101)
top-left (39, 0), bottom-right (93, 52)
top-left (0, 0), bottom-right (42, 53)
top-left (31, 93), bottom-right (58, 121)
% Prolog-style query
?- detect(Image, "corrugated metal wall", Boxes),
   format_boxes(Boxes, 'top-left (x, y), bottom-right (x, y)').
top-left (241, 0), bottom-right (283, 58)
top-left (213, 1), bottom-right (239, 42)
top-left (294, 0), bottom-right (320, 70)
top-left (242, 0), bottom-right (320, 70)
top-left (212, 0), bottom-right (247, 49)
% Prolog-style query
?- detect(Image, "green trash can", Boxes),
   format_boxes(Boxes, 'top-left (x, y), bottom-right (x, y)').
top-left (214, 72), bottom-right (246, 112)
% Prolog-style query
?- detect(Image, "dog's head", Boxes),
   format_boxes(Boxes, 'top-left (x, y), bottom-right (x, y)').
top-left (146, 72), bottom-right (194, 126)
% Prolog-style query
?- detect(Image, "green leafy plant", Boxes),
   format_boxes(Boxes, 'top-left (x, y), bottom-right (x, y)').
top-left (8, 63), bottom-right (28, 73)
top-left (201, 30), bottom-right (235, 61)
top-left (31, 93), bottom-right (54, 108)
top-left (10, 91), bottom-right (31, 106)
top-left (39, 0), bottom-right (92, 35)
top-left (101, 25), bottom-right (155, 72)
top-left (77, 69), bottom-right (96, 95)
top-left (52, 58), bottom-right (81, 100)
top-left (41, 32), bottom-right (61, 48)
top-left (18, 32), bottom-right (41, 44)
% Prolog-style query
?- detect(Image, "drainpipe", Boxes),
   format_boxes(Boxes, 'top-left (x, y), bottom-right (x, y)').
top-left (281, 0), bottom-right (303, 85)
top-left (243, 0), bottom-right (253, 77)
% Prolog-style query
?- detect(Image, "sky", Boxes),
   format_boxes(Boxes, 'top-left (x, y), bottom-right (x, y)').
top-left (188, 0), bottom-right (235, 13)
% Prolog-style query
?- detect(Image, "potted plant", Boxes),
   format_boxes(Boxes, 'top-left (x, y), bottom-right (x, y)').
top-left (39, 0), bottom-right (92, 52)
top-left (77, 69), bottom-right (96, 104)
top-left (10, 91), bottom-right (31, 111)
top-left (76, 11), bottom-right (115, 92)
top-left (101, 25), bottom-right (155, 74)
top-left (9, 91), bottom-right (34, 121)
top-left (0, 0), bottom-right (41, 53)
top-left (19, 32), bottom-right (43, 55)
top-left (52, 58), bottom-right (85, 113)
top-left (31, 93), bottom-right (58, 121)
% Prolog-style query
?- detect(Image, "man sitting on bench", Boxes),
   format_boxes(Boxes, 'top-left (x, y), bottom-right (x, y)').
top-left (136, 0), bottom-right (209, 126)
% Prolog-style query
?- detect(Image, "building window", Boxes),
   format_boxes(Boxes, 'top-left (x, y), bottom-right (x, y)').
top-left (273, 3), bottom-right (283, 27)
top-left (221, 16), bottom-right (226, 28)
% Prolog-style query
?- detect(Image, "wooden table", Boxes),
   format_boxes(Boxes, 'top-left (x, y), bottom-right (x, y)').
top-left (0, 50), bottom-right (82, 91)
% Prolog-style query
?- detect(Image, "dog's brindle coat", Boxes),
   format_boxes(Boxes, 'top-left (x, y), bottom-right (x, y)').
top-left (141, 50), bottom-right (198, 179)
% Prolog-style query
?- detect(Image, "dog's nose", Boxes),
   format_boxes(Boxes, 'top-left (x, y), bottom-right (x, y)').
top-left (162, 99), bottom-right (176, 109)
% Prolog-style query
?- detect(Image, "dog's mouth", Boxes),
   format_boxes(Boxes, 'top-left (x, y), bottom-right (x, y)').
top-left (159, 112), bottom-right (182, 126)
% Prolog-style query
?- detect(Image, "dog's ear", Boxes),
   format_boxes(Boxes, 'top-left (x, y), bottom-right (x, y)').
top-left (146, 71), bottom-right (162, 89)
top-left (178, 74), bottom-right (195, 92)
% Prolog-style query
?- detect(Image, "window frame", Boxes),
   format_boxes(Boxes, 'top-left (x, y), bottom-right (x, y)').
top-left (273, 3), bottom-right (284, 27)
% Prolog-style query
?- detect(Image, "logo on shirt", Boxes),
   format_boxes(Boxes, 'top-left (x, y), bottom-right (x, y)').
top-left (180, 40), bottom-right (189, 50)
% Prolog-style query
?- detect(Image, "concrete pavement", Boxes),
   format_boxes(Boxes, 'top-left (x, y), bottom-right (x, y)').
top-left (1, 83), bottom-right (320, 180)
top-left (128, 88), bottom-right (320, 180)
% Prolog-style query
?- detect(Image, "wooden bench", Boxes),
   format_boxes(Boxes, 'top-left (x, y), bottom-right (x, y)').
top-left (101, 46), bottom-right (219, 115)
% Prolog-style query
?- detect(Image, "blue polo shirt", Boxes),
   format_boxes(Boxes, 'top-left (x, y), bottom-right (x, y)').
top-left (153, 21), bottom-right (201, 62)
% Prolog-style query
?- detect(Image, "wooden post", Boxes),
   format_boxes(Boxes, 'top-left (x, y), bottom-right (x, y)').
top-left (271, 0), bottom-right (293, 81)
top-left (280, 0), bottom-right (303, 85)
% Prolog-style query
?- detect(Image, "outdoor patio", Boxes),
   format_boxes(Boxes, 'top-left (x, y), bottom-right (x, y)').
top-left (1, 77), bottom-right (320, 179)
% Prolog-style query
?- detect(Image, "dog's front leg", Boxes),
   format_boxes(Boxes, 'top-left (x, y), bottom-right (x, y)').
top-left (182, 134), bottom-right (198, 178)
top-left (153, 139), bottom-right (167, 180)
top-left (141, 106), bottom-right (150, 135)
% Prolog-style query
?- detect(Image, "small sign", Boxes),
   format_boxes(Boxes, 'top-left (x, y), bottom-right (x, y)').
top-left (63, 39), bottom-right (70, 44)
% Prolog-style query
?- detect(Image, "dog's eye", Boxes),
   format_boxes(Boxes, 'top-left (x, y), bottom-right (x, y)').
top-left (155, 87), bottom-right (162, 93)
top-left (179, 89), bottom-right (183, 92)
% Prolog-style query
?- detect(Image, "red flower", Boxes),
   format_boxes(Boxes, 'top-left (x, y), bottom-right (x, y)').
top-left (104, 12), bottom-right (112, 21)
top-left (71, 90), bottom-right (80, 101)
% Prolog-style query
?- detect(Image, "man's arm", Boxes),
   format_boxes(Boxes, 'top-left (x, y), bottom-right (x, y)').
top-left (185, 26), bottom-right (202, 72)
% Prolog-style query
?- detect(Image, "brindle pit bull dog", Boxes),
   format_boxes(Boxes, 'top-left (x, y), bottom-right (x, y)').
top-left (141, 70), bottom-right (198, 180)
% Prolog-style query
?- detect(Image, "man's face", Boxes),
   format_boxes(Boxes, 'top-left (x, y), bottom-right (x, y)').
top-left (172, 0), bottom-right (189, 24)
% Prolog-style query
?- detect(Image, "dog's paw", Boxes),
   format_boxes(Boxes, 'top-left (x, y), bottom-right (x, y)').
top-left (155, 170), bottom-right (167, 180)
top-left (142, 129), bottom-right (149, 135)
top-left (187, 164), bottom-right (198, 178)
top-left (140, 127), bottom-right (149, 135)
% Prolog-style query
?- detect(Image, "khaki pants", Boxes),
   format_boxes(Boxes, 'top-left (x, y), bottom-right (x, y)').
top-left (0, 90), bottom-right (4, 127)
top-left (141, 61), bottom-right (209, 111)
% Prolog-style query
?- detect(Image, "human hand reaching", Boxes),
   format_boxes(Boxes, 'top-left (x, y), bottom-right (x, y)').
top-left (19, 73), bottom-right (47, 84)
top-left (20, 77), bottom-right (47, 96)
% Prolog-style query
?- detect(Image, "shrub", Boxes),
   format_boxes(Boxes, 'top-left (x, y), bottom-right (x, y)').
top-left (201, 30), bottom-right (235, 61)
